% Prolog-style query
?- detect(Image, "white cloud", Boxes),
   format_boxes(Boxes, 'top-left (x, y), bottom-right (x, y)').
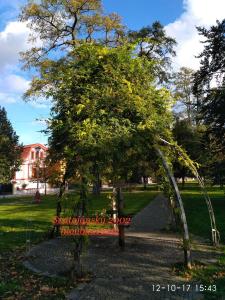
top-left (0, 21), bottom-right (30, 71)
top-left (0, 20), bottom-right (42, 105)
top-left (186, 0), bottom-right (225, 24)
top-left (165, 0), bottom-right (225, 70)
top-left (0, 21), bottom-right (31, 104)
top-left (0, 92), bottom-right (17, 104)
top-left (0, 73), bottom-right (30, 105)
top-left (0, 74), bottom-right (30, 93)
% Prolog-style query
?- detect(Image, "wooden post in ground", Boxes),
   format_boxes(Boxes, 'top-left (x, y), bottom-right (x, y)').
top-left (116, 186), bottom-right (125, 250)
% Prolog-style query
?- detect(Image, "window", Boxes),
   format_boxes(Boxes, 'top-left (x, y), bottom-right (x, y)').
top-left (36, 151), bottom-right (39, 159)
top-left (32, 167), bottom-right (44, 179)
top-left (31, 152), bottom-right (34, 159)
top-left (32, 167), bottom-right (37, 178)
top-left (40, 152), bottom-right (44, 159)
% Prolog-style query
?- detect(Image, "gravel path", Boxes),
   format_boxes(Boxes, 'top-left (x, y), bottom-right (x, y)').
top-left (24, 194), bottom-right (220, 299)
top-left (128, 193), bottom-right (174, 233)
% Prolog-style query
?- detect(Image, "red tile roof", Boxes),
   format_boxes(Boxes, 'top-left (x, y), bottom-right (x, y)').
top-left (21, 143), bottom-right (48, 160)
top-left (23, 143), bottom-right (48, 150)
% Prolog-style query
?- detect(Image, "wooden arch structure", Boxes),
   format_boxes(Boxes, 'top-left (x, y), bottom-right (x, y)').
top-left (156, 138), bottom-right (220, 268)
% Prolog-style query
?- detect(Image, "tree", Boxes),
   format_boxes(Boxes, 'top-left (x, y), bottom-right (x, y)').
top-left (24, 42), bottom-right (176, 264)
top-left (201, 133), bottom-right (225, 188)
top-left (20, 0), bottom-right (125, 69)
top-left (172, 117), bottom-right (204, 187)
top-left (173, 67), bottom-right (197, 124)
top-left (193, 19), bottom-right (225, 149)
top-left (20, 1), bottom-right (195, 270)
top-left (0, 107), bottom-right (22, 184)
top-left (192, 20), bottom-right (225, 187)
top-left (26, 43), bottom-right (174, 163)
top-left (128, 21), bottom-right (176, 83)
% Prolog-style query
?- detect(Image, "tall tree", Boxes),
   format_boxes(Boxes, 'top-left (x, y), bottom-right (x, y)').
top-left (20, 0), bottom-right (126, 246)
top-left (128, 21), bottom-right (176, 83)
top-left (24, 42), bottom-right (174, 256)
top-left (172, 117), bottom-right (204, 187)
top-left (192, 20), bottom-right (225, 188)
top-left (20, 1), bottom-right (193, 269)
top-left (193, 19), bottom-right (225, 149)
top-left (173, 67), bottom-right (197, 124)
top-left (0, 107), bottom-right (22, 184)
top-left (20, 0), bottom-right (125, 69)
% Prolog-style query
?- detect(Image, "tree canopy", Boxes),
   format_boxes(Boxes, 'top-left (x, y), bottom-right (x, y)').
top-left (173, 67), bottom-right (197, 124)
top-left (25, 43), bottom-right (174, 182)
top-left (193, 19), bottom-right (225, 147)
top-left (128, 21), bottom-right (176, 83)
top-left (0, 107), bottom-right (22, 184)
top-left (20, 0), bottom-right (125, 69)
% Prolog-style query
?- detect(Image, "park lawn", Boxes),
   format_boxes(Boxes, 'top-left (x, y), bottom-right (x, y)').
top-left (0, 189), bottom-right (159, 298)
top-left (180, 183), bottom-right (225, 299)
top-left (0, 184), bottom-right (225, 298)
top-left (1, 184), bottom-right (224, 251)
top-left (0, 189), bottom-right (159, 252)
top-left (0, 195), bottom-right (56, 252)
top-left (180, 184), bottom-right (225, 242)
top-left (0, 183), bottom-right (224, 251)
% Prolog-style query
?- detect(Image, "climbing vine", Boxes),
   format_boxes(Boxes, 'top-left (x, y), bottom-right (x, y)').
top-left (158, 137), bottom-right (220, 246)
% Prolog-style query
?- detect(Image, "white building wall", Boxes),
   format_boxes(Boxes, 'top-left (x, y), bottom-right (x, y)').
top-left (13, 144), bottom-right (54, 195)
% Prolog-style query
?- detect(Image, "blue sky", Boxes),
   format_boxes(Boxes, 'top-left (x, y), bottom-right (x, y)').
top-left (103, 0), bottom-right (183, 28)
top-left (0, 0), bottom-right (224, 146)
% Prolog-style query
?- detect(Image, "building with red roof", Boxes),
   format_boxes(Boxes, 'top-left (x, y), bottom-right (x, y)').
top-left (13, 143), bottom-right (53, 194)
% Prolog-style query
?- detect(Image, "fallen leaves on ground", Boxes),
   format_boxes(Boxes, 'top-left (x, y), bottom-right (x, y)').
top-left (0, 247), bottom-right (77, 299)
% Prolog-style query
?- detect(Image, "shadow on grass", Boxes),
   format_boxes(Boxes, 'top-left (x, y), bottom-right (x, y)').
top-left (0, 219), bottom-right (53, 252)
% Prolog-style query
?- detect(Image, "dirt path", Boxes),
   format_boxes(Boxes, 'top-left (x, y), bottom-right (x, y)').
top-left (24, 194), bottom-right (219, 299)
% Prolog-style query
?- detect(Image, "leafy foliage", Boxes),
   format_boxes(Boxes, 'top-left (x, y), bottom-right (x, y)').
top-left (172, 118), bottom-right (205, 183)
top-left (192, 19), bottom-right (225, 186)
top-left (128, 21), bottom-right (176, 83)
top-left (0, 106), bottom-right (22, 184)
top-left (20, 0), bottom-right (125, 69)
top-left (173, 67), bottom-right (197, 124)
top-left (25, 43), bottom-right (174, 183)
top-left (193, 20), bottom-right (225, 148)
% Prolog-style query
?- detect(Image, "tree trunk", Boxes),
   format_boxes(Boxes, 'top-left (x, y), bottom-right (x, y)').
top-left (44, 167), bottom-right (47, 195)
top-left (112, 187), bottom-right (118, 230)
top-left (181, 174), bottom-right (185, 189)
top-left (157, 148), bottom-right (192, 269)
top-left (143, 176), bottom-right (148, 190)
top-left (116, 186), bottom-right (125, 250)
top-left (71, 236), bottom-right (83, 279)
top-left (92, 163), bottom-right (101, 195)
top-left (71, 176), bottom-right (88, 279)
top-left (48, 174), bottom-right (67, 238)
top-left (92, 178), bottom-right (101, 195)
top-left (80, 177), bottom-right (87, 213)
top-left (55, 177), bottom-right (66, 236)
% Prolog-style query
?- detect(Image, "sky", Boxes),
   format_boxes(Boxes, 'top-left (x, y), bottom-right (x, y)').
top-left (0, 0), bottom-right (225, 146)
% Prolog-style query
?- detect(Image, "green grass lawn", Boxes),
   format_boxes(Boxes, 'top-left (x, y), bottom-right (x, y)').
top-left (180, 184), bottom-right (225, 242)
top-left (179, 183), bottom-right (225, 299)
top-left (0, 183), bottom-right (224, 251)
top-left (0, 184), bottom-right (225, 298)
top-left (0, 189), bottom-right (159, 252)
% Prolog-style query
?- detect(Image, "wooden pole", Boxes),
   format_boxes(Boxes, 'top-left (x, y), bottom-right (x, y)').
top-left (116, 186), bottom-right (125, 250)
